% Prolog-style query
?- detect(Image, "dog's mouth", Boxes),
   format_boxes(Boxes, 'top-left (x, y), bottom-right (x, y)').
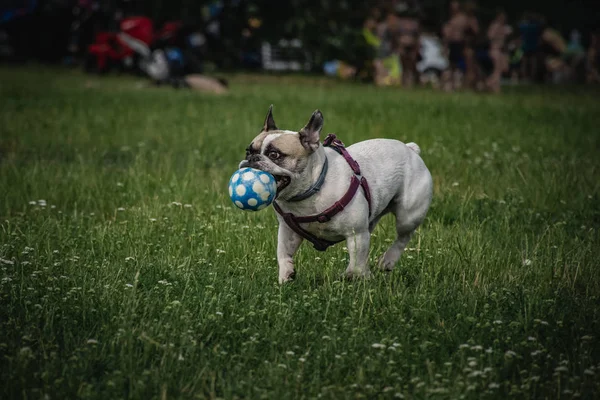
top-left (273, 174), bottom-right (291, 193)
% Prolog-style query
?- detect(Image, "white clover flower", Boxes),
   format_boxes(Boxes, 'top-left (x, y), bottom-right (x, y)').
top-left (117, 207), bottom-right (125, 212)
top-left (371, 343), bottom-right (386, 349)
top-left (298, 357), bottom-right (306, 362)
top-left (285, 351), bottom-right (295, 356)
top-left (150, 218), bottom-right (157, 222)
top-left (215, 311), bottom-right (223, 316)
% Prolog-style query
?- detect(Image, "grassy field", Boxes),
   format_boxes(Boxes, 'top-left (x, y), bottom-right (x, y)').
top-left (1, 66), bottom-right (599, 400)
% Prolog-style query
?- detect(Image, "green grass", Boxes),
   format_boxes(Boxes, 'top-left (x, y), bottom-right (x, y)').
top-left (1, 66), bottom-right (599, 400)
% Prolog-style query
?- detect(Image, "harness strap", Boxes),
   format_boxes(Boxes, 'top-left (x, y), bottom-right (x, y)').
top-left (273, 202), bottom-right (339, 251)
top-left (273, 134), bottom-right (372, 251)
top-left (323, 134), bottom-right (372, 215)
top-left (292, 176), bottom-right (361, 223)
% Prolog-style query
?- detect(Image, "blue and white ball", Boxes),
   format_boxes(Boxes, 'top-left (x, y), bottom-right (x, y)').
top-left (228, 168), bottom-right (277, 211)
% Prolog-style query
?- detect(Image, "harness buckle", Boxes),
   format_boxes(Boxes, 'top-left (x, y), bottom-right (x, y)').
top-left (317, 215), bottom-right (331, 223)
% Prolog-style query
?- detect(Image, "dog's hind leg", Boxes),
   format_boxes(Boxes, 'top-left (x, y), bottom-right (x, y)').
top-left (377, 229), bottom-right (414, 271)
top-left (378, 170), bottom-right (432, 271)
top-left (377, 202), bottom-right (421, 271)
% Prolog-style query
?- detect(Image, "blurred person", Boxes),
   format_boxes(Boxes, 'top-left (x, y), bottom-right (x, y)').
top-left (355, 8), bottom-right (382, 83)
top-left (442, 0), bottom-right (478, 90)
top-left (462, 1), bottom-right (480, 89)
top-left (518, 12), bottom-right (542, 82)
top-left (563, 29), bottom-right (586, 82)
top-left (142, 46), bottom-right (228, 93)
top-left (586, 28), bottom-right (600, 83)
top-left (539, 21), bottom-right (568, 83)
top-left (362, 8), bottom-right (382, 49)
top-left (479, 10), bottom-right (511, 92)
top-left (417, 19), bottom-right (450, 88)
top-left (395, 2), bottom-right (421, 87)
top-left (373, 9), bottom-right (403, 86)
top-left (506, 33), bottom-right (524, 83)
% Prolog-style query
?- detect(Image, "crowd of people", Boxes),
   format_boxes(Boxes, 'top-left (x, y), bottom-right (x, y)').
top-left (357, 0), bottom-right (598, 93)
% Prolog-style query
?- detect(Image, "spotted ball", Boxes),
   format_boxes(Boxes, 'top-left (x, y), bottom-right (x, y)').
top-left (228, 168), bottom-right (277, 211)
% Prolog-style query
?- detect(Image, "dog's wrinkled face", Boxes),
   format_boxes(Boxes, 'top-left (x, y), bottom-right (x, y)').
top-left (239, 105), bottom-right (323, 196)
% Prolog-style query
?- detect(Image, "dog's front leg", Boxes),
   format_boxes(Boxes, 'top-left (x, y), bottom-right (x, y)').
top-left (277, 220), bottom-right (303, 284)
top-left (344, 230), bottom-right (372, 279)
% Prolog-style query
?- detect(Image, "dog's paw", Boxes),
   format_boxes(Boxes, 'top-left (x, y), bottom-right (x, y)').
top-left (278, 270), bottom-right (296, 284)
top-left (342, 268), bottom-right (373, 281)
top-left (377, 255), bottom-right (396, 272)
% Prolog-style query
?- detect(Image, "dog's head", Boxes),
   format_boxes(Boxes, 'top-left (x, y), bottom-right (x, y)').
top-left (239, 105), bottom-right (323, 198)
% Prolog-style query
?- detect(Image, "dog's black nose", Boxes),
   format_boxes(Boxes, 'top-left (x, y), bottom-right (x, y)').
top-left (247, 154), bottom-right (261, 163)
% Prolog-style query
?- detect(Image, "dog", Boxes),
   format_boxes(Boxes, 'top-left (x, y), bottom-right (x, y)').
top-left (239, 106), bottom-right (433, 283)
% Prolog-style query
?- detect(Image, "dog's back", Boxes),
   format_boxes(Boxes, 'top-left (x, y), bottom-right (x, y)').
top-left (345, 138), bottom-right (432, 223)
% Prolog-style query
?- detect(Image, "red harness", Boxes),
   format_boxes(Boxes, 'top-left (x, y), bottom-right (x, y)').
top-left (273, 134), bottom-right (372, 251)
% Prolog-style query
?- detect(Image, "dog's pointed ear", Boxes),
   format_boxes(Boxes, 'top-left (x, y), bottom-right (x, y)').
top-left (263, 104), bottom-right (278, 132)
top-left (299, 110), bottom-right (323, 152)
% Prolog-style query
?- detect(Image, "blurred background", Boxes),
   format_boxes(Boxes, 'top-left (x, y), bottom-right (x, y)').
top-left (2, 0), bottom-right (600, 92)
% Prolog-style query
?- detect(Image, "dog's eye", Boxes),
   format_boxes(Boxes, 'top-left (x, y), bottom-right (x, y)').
top-left (268, 151), bottom-right (280, 160)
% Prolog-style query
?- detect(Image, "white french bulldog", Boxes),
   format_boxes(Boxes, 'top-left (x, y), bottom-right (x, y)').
top-left (239, 106), bottom-right (433, 284)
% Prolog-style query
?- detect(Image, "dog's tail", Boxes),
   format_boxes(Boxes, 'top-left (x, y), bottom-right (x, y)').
top-left (406, 142), bottom-right (421, 155)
